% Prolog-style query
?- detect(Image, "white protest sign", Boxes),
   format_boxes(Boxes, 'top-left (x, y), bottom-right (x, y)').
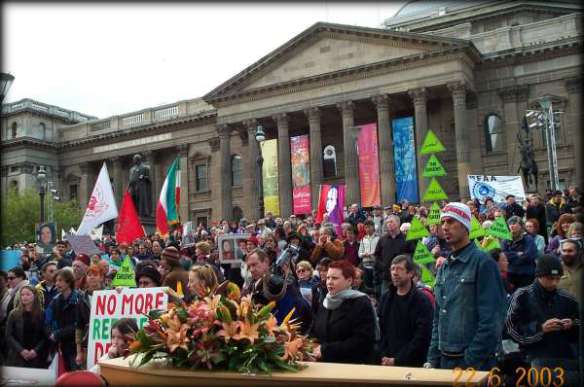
top-left (86, 287), bottom-right (168, 370)
top-left (468, 175), bottom-right (526, 203)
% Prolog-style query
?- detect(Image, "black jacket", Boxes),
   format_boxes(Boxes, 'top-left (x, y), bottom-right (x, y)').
top-left (377, 281), bottom-right (434, 366)
top-left (5, 309), bottom-right (48, 368)
top-left (45, 290), bottom-right (81, 354)
top-left (311, 295), bottom-right (376, 364)
top-left (505, 281), bottom-right (579, 360)
top-left (504, 202), bottom-right (525, 219)
top-left (374, 233), bottom-right (415, 281)
top-left (526, 204), bottom-right (548, 241)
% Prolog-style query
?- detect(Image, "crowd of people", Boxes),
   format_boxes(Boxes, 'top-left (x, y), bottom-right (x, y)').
top-left (0, 186), bottom-right (582, 384)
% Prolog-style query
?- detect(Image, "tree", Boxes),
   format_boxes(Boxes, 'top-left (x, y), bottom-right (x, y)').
top-left (1, 187), bottom-right (82, 247)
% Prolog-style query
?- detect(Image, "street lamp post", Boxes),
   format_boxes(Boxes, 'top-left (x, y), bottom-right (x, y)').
top-left (255, 125), bottom-right (266, 220)
top-left (37, 166), bottom-right (47, 224)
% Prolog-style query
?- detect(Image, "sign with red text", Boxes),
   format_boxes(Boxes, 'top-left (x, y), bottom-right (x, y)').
top-left (86, 287), bottom-right (168, 370)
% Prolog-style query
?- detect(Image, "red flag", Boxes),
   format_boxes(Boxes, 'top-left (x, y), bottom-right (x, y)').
top-left (115, 190), bottom-right (145, 244)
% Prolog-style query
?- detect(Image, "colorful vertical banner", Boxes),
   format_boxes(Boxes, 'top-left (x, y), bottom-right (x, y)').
top-left (261, 139), bottom-right (280, 215)
top-left (357, 123), bottom-right (381, 207)
top-left (315, 184), bottom-right (345, 236)
top-left (392, 117), bottom-right (419, 203)
top-left (290, 135), bottom-right (312, 215)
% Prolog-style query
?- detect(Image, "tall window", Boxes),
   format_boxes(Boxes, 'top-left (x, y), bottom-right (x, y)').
top-left (231, 155), bottom-right (242, 186)
top-left (484, 114), bottom-right (503, 152)
top-left (69, 184), bottom-right (78, 201)
top-left (11, 122), bottom-right (17, 139)
top-left (195, 164), bottom-right (208, 192)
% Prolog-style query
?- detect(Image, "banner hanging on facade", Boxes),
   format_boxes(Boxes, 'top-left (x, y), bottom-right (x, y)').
top-left (315, 184), bottom-right (345, 236)
top-left (290, 135), bottom-right (312, 215)
top-left (467, 175), bottom-right (526, 203)
top-left (392, 117), bottom-right (419, 203)
top-left (261, 139), bottom-right (280, 215)
top-left (357, 123), bottom-right (381, 207)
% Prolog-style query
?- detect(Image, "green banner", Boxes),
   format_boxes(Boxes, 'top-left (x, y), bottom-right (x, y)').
top-left (420, 130), bottom-right (446, 155)
top-left (427, 202), bottom-right (441, 225)
top-left (469, 216), bottom-right (486, 240)
top-left (486, 216), bottom-right (512, 241)
top-left (261, 139), bottom-right (280, 216)
top-left (413, 241), bottom-right (435, 265)
top-left (111, 256), bottom-right (136, 287)
top-left (422, 177), bottom-right (448, 202)
top-left (422, 154), bottom-right (447, 177)
top-left (406, 217), bottom-right (430, 241)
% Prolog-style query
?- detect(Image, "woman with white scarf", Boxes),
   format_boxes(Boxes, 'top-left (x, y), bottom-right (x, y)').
top-left (310, 260), bottom-right (377, 364)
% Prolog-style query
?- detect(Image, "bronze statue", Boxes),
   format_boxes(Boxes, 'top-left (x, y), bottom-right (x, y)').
top-left (129, 154), bottom-right (152, 217)
top-left (518, 117), bottom-right (539, 190)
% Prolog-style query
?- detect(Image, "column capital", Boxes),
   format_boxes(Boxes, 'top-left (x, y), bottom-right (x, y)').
top-left (565, 77), bottom-right (582, 94)
top-left (447, 81), bottom-right (468, 96)
top-left (242, 119), bottom-right (259, 133)
top-left (235, 126), bottom-right (248, 145)
top-left (408, 87), bottom-right (428, 104)
top-left (217, 124), bottom-right (231, 138)
top-left (208, 137), bottom-right (220, 152)
top-left (371, 94), bottom-right (391, 110)
top-left (272, 112), bottom-right (288, 123)
top-left (336, 101), bottom-right (354, 113)
top-left (111, 156), bottom-right (123, 164)
top-left (176, 144), bottom-right (189, 156)
top-left (497, 84), bottom-right (529, 103)
top-left (79, 162), bottom-right (90, 174)
top-left (304, 107), bottom-right (321, 121)
top-left (142, 150), bottom-right (154, 159)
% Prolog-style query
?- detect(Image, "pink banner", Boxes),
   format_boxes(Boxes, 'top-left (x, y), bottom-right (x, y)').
top-left (290, 135), bottom-right (311, 215)
top-left (357, 123), bottom-right (381, 207)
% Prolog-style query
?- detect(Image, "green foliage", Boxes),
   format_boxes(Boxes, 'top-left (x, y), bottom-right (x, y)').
top-left (1, 187), bottom-right (82, 247)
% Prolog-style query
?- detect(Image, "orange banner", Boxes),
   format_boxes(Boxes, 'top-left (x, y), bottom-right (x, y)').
top-left (357, 123), bottom-right (381, 207)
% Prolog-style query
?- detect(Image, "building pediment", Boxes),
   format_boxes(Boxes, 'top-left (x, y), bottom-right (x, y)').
top-left (203, 22), bottom-right (477, 105)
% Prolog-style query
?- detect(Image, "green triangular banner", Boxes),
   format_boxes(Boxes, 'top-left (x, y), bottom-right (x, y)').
top-left (469, 216), bottom-right (486, 240)
top-left (422, 178), bottom-right (448, 202)
top-left (423, 154), bottom-right (447, 177)
top-left (427, 202), bottom-right (441, 225)
top-left (420, 266), bottom-right (436, 287)
top-left (485, 216), bottom-right (512, 241)
top-left (482, 236), bottom-right (502, 251)
top-left (111, 256), bottom-right (136, 287)
top-left (420, 130), bottom-right (446, 155)
top-left (406, 217), bottom-right (430, 241)
top-left (413, 241), bottom-right (435, 265)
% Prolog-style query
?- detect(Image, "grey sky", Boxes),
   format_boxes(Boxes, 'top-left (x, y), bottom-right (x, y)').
top-left (3, 2), bottom-right (404, 118)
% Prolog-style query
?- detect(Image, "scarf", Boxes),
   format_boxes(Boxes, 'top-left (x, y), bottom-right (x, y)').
top-left (323, 288), bottom-right (366, 310)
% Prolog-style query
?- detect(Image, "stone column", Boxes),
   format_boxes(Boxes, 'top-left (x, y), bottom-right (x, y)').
top-left (217, 124), bottom-right (233, 221)
top-left (372, 94), bottom-right (395, 205)
top-left (177, 144), bottom-right (189, 222)
top-left (243, 119), bottom-right (261, 220)
top-left (79, 162), bottom-right (91, 210)
top-left (566, 77), bottom-right (583, 189)
top-left (111, 156), bottom-right (124, 205)
top-left (408, 87), bottom-right (428, 202)
top-left (337, 101), bottom-right (360, 206)
top-left (304, 107), bottom-right (322, 210)
top-left (448, 81), bottom-right (472, 201)
top-left (273, 113), bottom-right (293, 217)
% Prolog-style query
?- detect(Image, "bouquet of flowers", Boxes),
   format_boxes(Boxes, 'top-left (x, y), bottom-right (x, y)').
top-left (129, 282), bottom-right (315, 374)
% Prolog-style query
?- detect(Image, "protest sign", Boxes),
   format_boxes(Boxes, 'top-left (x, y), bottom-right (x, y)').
top-left (427, 202), bottom-right (441, 225)
top-left (469, 216), bottom-right (486, 240)
top-left (420, 130), bottom-right (446, 155)
top-left (422, 155), bottom-right (447, 177)
top-left (87, 287), bottom-right (168, 370)
top-left (486, 216), bottom-right (512, 240)
top-left (65, 234), bottom-right (102, 256)
top-left (406, 217), bottom-right (430, 241)
top-left (467, 175), bottom-right (526, 203)
top-left (111, 256), bottom-right (136, 287)
top-left (413, 241), bottom-right (435, 265)
top-left (422, 178), bottom-right (448, 202)
top-left (218, 234), bottom-right (250, 264)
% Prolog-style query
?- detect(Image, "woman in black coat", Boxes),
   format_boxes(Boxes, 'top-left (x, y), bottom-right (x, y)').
top-left (311, 260), bottom-right (376, 364)
top-left (5, 284), bottom-right (48, 368)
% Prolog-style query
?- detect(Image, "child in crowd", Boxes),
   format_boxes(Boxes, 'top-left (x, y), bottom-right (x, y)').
top-left (90, 317), bottom-right (138, 374)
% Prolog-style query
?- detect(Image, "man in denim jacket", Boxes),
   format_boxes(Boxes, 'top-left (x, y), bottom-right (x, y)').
top-left (425, 202), bottom-right (506, 370)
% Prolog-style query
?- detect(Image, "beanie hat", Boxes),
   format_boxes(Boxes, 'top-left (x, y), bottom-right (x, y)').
top-left (440, 202), bottom-right (472, 232)
top-left (195, 241), bottom-right (211, 255)
top-left (87, 263), bottom-right (105, 277)
top-left (247, 235), bottom-right (259, 247)
top-left (162, 246), bottom-right (181, 268)
top-left (535, 254), bottom-right (564, 277)
top-left (136, 266), bottom-right (162, 286)
top-left (507, 216), bottom-right (524, 227)
top-left (75, 254), bottom-right (91, 267)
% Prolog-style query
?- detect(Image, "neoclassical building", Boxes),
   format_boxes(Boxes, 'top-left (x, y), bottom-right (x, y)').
top-left (2, 0), bottom-right (582, 225)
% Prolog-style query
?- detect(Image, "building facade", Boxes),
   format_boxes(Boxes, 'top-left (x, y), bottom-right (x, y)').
top-left (2, 0), bottom-right (582, 225)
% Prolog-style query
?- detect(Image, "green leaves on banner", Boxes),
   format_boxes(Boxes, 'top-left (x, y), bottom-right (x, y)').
top-left (486, 216), bottom-right (512, 241)
top-left (427, 202), bottom-right (441, 225)
top-left (469, 216), bottom-right (486, 240)
top-left (420, 130), bottom-right (446, 155)
top-left (406, 217), bottom-right (430, 241)
top-left (420, 266), bottom-right (436, 287)
top-left (111, 256), bottom-right (136, 287)
top-left (422, 154), bottom-right (447, 177)
top-left (482, 236), bottom-right (502, 251)
top-left (413, 241), bottom-right (435, 265)
top-left (422, 178), bottom-right (448, 202)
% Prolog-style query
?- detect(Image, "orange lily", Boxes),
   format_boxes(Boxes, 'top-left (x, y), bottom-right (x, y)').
top-left (166, 322), bottom-right (190, 353)
top-left (263, 315), bottom-right (279, 336)
top-left (281, 337), bottom-right (304, 361)
top-left (234, 320), bottom-right (260, 344)
top-left (217, 321), bottom-right (240, 342)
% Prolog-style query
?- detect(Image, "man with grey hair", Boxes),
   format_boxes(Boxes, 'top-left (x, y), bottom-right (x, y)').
top-left (374, 215), bottom-right (414, 296)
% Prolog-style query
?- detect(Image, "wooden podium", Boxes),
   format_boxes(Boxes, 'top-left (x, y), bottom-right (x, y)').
top-left (99, 355), bottom-right (489, 386)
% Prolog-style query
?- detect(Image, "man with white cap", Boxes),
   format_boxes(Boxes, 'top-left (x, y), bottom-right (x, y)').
top-left (425, 202), bottom-right (506, 371)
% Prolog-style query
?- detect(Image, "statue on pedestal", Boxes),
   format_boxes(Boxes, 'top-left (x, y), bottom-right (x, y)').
top-left (518, 117), bottom-right (539, 191)
top-left (129, 154), bottom-right (152, 217)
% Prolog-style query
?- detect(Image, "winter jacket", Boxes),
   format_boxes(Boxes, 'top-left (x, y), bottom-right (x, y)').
top-left (374, 233), bottom-right (415, 281)
top-left (526, 204), bottom-right (548, 241)
top-left (378, 281), bottom-right (434, 366)
top-left (502, 233), bottom-right (538, 276)
top-left (36, 280), bottom-right (59, 310)
top-left (309, 239), bottom-right (344, 265)
top-left (5, 309), bottom-right (48, 368)
top-left (311, 295), bottom-right (376, 364)
top-left (546, 199), bottom-right (572, 224)
top-left (45, 289), bottom-right (81, 354)
top-left (505, 281), bottom-right (579, 360)
top-left (504, 202), bottom-right (525, 220)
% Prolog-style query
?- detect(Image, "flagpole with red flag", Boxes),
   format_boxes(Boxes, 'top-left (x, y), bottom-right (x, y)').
top-left (116, 190), bottom-right (145, 244)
